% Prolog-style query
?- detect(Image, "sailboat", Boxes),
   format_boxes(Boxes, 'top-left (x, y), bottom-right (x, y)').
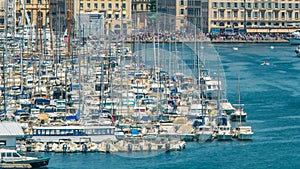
top-left (233, 75), bottom-right (253, 140)
top-left (230, 75), bottom-right (247, 122)
top-left (215, 68), bottom-right (232, 141)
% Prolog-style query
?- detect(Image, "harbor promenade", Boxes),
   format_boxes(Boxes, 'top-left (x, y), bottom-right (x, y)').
top-left (122, 32), bottom-right (290, 43)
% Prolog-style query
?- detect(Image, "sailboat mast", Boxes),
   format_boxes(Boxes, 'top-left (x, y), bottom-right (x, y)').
top-left (67, 0), bottom-right (72, 58)
top-left (48, 0), bottom-right (54, 53)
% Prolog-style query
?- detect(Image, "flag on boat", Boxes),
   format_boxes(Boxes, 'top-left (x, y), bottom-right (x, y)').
top-left (210, 109), bottom-right (216, 115)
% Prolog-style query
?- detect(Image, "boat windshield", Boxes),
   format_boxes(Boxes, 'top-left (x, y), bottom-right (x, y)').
top-left (1, 152), bottom-right (21, 158)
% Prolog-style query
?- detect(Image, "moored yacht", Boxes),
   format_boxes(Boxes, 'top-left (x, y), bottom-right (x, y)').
top-left (230, 104), bottom-right (247, 122)
top-left (216, 116), bottom-right (233, 141)
top-left (196, 125), bottom-right (213, 142)
top-left (236, 126), bottom-right (254, 140)
top-left (0, 148), bottom-right (50, 168)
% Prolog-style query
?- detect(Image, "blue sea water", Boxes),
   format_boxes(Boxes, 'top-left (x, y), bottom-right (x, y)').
top-left (34, 43), bottom-right (300, 169)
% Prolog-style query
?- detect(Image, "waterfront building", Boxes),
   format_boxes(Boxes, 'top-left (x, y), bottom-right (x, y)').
top-left (208, 0), bottom-right (300, 34)
top-left (132, 0), bottom-right (151, 13)
top-left (75, 0), bottom-right (132, 36)
top-left (1, 0), bottom-right (17, 37)
top-left (0, 122), bottom-right (24, 149)
top-left (131, 0), bottom-right (150, 29)
top-left (187, 0), bottom-right (209, 33)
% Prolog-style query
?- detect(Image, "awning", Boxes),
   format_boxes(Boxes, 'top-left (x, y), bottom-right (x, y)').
top-left (211, 28), bottom-right (220, 34)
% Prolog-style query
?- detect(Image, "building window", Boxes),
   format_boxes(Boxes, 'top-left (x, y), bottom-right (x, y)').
top-left (254, 3), bottom-right (258, 8)
top-left (233, 11), bottom-right (237, 18)
top-left (296, 4), bottom-right (299, 9)
top-left (213, 2), bottom-right (218, 8)
top-left (247, 3), bottom-right (251, 8)
top-left (115, 14), bottom-right (119, 19)
top-left (275, 3), bottom-right (278, 8)
top-left (288, 3), bottom-right (292, 8)
top-left (80, 3), bottom-right (83, 9)
top-left (122, 14), bottom-right (126, 18)
top-left (94, 3), bottom-right (98, 9)
top-left (261, 3), bottom-right (265, 8)
top-left (122, 3), bottom-right (126, 9)
top-left (87, 3), bottom-right (90, 9)
top-left (26, 0), bottom-right (30, 3)
top-left (240, 2), bottom-right (244, 8)
top-left (227, 2), bottom-right (231, 8)
top-left (295, 12), bottom-right (299, 19)
top-left (180, 0), bottom-right (184, 6)
top-left (220, 2), bottom-right (224, 8)
top-left (288, 11), bottom-right (292, 19)
top-left (268, 3), bottom-right (272, 8)
top-left (281, 12), bottom-right (285, 19)
top-left (227, 11), bottom-right (231, 18)
top-left (254, 12), bottom-right (258, 18)
top-left (101, 3), bottom-right (105, 9)
top-left (275, 11), bottom-right (279, 19)
top-left (281, 4), bottom-right (285, 9)
top-left (220, 11), bottom-right (224, 18)
top-left (261, 11), bottom-right (265, 18)
top-left (180, 9), bottom-right (184, 15)
top-left (107, 14), bottom-right (112, 18)
top-left (234, 3), bottom-right (238, 8)
top-left (213, 11), bottom-right (217, 18)
top-left (141, 4), bottom-right (144, 10)
top-left (116, 3), bottom-right (119, 9)
top-left (247, 11), bottom-right (251, 18)
top-left (241, 11), bottom-right (244, 18)
top-left (267, 12), bottom-right (272, 19)
top-left (108, 3), bottom-right (112, 9)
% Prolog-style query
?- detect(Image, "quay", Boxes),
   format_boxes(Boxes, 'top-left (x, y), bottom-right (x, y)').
top-left (0, 164), bottom-right (31, 169)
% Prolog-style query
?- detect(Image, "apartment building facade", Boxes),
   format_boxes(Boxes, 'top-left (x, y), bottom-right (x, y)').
top-left (76, 0), bottom-right (132, 35)
top-left (209, 0), bottom-right (300, 34)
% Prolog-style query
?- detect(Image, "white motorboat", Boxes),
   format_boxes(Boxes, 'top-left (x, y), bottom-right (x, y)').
top-left (230, 105), bottom-right (247, 122)
top-left (237, 126), bottom-right (254, 140)
top-left (261, 60), bottom-right (270, 66)
top-left (216, 116), bottom-right (233, 141)
top-left (0, 148), bottom-right (50, 168)
top-left (196, 125), bottom-right (213, 142)
top-left (216, 125), bottom-right (233, 141)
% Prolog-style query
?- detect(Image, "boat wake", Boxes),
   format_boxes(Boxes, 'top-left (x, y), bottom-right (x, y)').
top-left (278, 115), bottom-right (300, 119)
top-left (256, 125), bottom-right (300, 132)
top-left (113, 150), bottom-right (165, 159)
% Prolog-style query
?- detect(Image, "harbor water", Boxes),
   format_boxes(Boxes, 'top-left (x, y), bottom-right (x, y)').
top-left (31, 43), bottom-right (300, 169)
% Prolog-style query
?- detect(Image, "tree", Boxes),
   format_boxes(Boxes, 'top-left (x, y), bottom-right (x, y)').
top-left (149, 0), bottom-right (156, 12)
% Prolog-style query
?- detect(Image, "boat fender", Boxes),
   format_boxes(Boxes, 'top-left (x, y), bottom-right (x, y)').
top-left (63, 144), bottom-right (67, 152)
top-left (128, 143), bottom-right (132, 152)
top-left (139, 144), bottom-right (143, 151)
top-left (106, 143), bottom-right (110, 152)
top-left (82, 143), bottom-right (87, 152)
top-left (165, 143), bottom-right (170, 151)
top-left (148, 143), bottom-right (152, 151)
top-left (26, 146), bottom-right (32, 152)
top-left (45, 144), bottom-right (49, 152)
